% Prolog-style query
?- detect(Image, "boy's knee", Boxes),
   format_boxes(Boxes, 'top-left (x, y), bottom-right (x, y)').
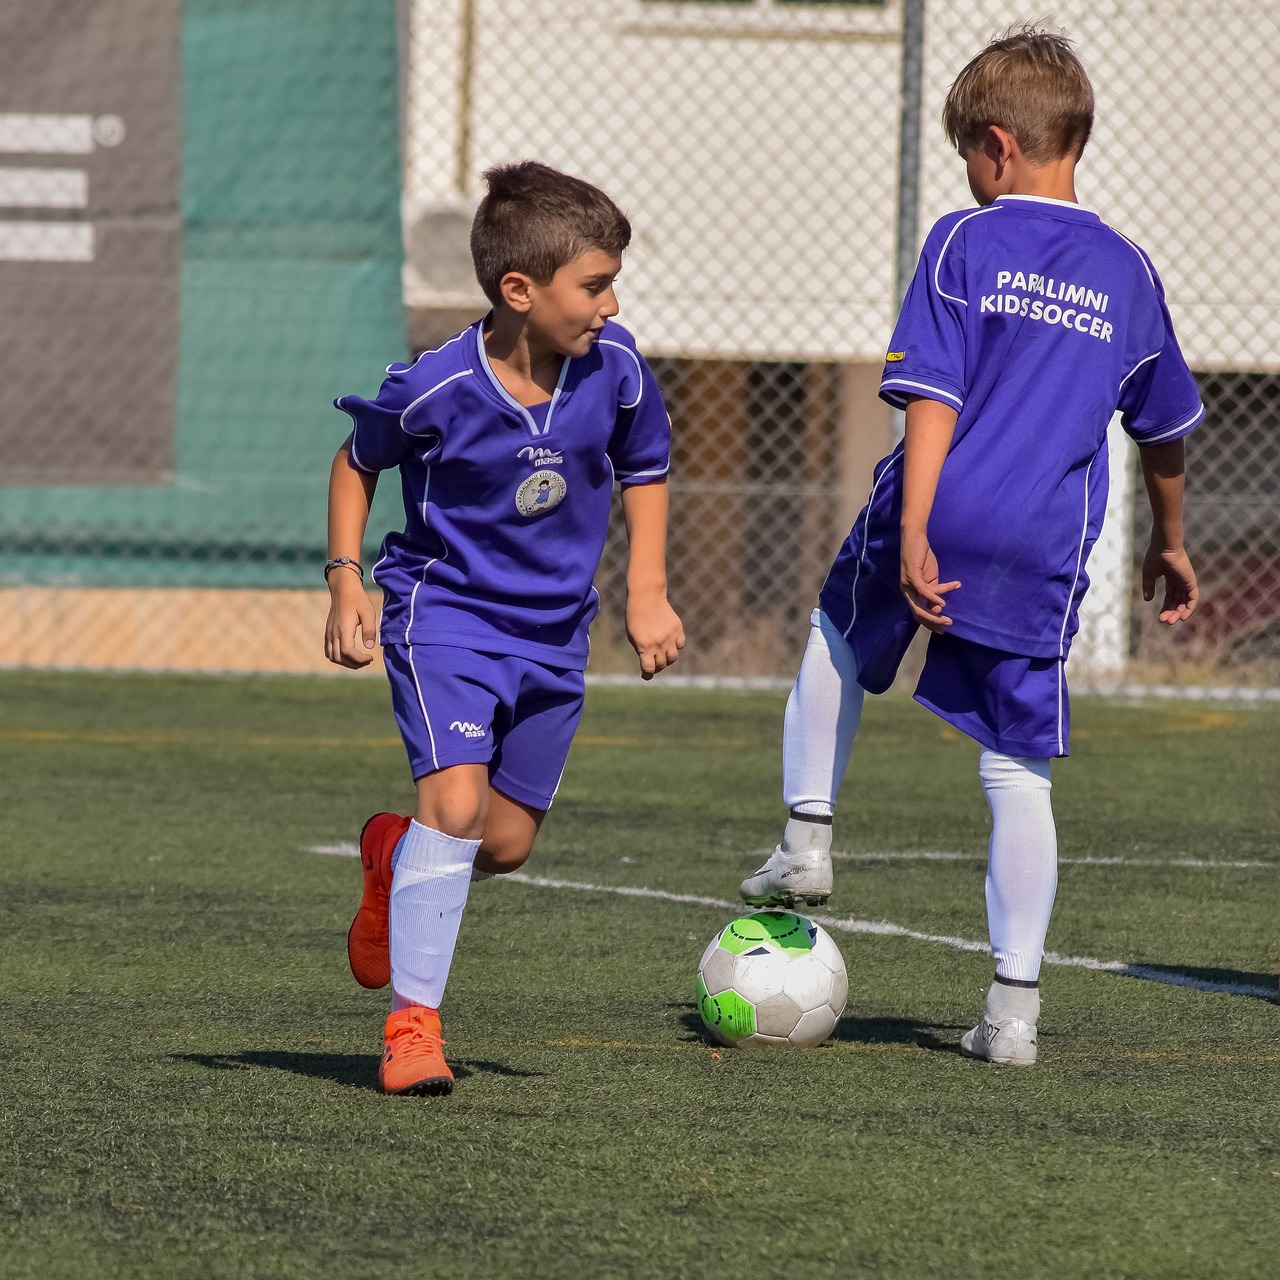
top-left (416, 786), bottom-right (488, 841)
top-left (475, 835), bottom-right (534, 874)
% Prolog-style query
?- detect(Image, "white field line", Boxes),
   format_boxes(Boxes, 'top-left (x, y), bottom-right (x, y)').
top-left (828, 849), bottom-right (1273, 871)
top-left (302, 842), bottom-right (1274, 1000)
top-left (503, 873), bottom-right (1275, 1001)
top-left (309, 841), bottom-right (1271, 873)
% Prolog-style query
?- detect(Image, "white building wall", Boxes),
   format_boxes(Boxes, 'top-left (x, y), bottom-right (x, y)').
top-left (406, 0), bottom-right (1280, 370)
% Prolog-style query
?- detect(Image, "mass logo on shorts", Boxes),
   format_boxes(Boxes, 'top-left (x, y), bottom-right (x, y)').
top-left (514, 469), bottom-right (567, 517)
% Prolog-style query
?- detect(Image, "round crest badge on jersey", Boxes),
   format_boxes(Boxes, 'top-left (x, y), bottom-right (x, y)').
top-left (515, 469), bottom-right (567, 518)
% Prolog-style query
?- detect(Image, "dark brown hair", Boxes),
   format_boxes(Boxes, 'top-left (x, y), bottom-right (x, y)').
top-left (942, 26), bottom-right (1094, 164)
top-left (470, 161), bottom-right (631, 305)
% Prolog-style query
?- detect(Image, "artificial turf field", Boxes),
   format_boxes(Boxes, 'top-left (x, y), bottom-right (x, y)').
top-left (1, 671), bottom-right (1277, 1280)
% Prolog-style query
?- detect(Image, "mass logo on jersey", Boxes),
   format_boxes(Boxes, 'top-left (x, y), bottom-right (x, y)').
top-left (514, 469), bottom-right (567, 518)
top-left (885, 351), bottom-right (906, 362)
top-left (518, 445), bottom-right (565, 466)
top-left (449, 720), bottom-right (486, 739)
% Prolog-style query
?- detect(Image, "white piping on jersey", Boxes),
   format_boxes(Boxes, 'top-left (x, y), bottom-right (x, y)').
top-left (1118, 349), bottom-right (1160, 394)
top-left (347, 428), bottom-right (369, 473)
top-left (407, 644), bottom-right (440, 772)
top-left (1111, 229), bottom-right (1156, 287)
top-left (597, 338), bottom-right (644, 409)
top-left (881, 377), bottom-right (964, 410)
top-left (1056, 658), bottom-right (1066, 757)
top-left (386, 326), bottom-right (469, 375)
top-left (1137, 404), bottom-right (1205, 445)
top-left (406, 465), bottom-right (440, 637)
top-left (1058, 446), bottom-right (1099, 664)
top-left (334, 401), bottom-right (376, 474)
top-left (474, 324), bottom-right (568, 437)
top-left (618, 462), bottom-right (670, 482)
top-left (399, 369), bottom-right (473, 434)
top-left (934, 206), bottom-right (999, 305)
top-left (841, 442), bottom-right (904, 640)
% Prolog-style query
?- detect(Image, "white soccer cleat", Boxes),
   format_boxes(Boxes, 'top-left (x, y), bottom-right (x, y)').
top-left (959, 1015), bottom-right (1038, 1066)
top-left (738, 845), bottom-right (833, 908)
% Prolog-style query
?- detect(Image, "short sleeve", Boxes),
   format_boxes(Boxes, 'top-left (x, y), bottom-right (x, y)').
top-left (1118, 274), bottom-right (1205, 446)
top-left (605, 343), bottom-right (671, 486)
top-left (879, 214), bottom-right (970, 412)
top-left (334, 363), bottom-right (420, 474)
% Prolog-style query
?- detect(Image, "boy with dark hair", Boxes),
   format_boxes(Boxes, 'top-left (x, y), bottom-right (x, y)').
top-left (739, 28), bottom-right (1203, 1065)
top-left (326, 160), bottom-right (684, 1095)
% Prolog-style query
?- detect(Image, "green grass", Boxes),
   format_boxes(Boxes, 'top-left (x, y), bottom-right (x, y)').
top-left (1, 671), bottom-right (1277, 1280)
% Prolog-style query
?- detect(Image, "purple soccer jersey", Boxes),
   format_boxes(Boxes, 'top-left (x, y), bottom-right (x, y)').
top-left (336, 319), bottom-right (671, 669)
top-left (822, 195), bottom-right (1204, 662)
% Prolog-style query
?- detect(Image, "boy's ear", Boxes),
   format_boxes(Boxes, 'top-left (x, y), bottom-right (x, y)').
top-left (985, 124), bottom-right (1018, 166)
top-left (498, 270), bottom-right (535, 314)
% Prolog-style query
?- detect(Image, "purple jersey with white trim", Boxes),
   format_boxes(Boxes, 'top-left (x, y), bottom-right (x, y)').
top-left (335, 319), bottom-right (670, 669)
top-left (845, 195), bottom-right (1204, 659)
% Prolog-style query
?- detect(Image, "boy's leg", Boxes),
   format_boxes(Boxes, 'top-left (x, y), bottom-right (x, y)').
top-left (740, 609), bottom-right (863, 907)
top-left (372, 643), bottom-right (513, 1095)
top-left (381, 764), bottom-right (486, 1097)
top-left (474, 788), bottom-right (546, 875)
top-left (913, 634), bottom-right (1064, 1066)
top-left (960, 751), bottom-right (1056, 1067)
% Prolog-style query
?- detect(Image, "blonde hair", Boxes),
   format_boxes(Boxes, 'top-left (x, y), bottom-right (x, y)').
top-left (942, 25), bottom-right (1094, 164)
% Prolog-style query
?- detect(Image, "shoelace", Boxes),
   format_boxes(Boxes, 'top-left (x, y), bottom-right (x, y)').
top-left (391, 1017), bottom-right (446, 1054)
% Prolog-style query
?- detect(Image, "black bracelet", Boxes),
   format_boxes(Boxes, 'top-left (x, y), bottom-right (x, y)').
top-left (324, 556), bottom-right (364, 582)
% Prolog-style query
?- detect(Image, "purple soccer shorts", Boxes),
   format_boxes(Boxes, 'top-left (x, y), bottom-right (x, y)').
top-left (382, 643), bottom-right (586, 810)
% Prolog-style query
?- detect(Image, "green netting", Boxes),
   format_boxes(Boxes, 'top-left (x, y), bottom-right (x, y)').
top-left (0, 0), bottom-right (403, 587)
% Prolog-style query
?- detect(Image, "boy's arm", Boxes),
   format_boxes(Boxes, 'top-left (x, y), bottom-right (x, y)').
top-left (620, 480), bottom-right (685, 680)
top-left (900, 395), bottom-right (962, 631)
top-left (324, 437), bottom-right (380, 668)
top-left (1138, 439), bottom-right (1198, 623)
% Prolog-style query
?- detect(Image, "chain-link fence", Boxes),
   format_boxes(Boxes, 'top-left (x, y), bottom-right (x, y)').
top-left (2, 1), bottom-right (1277, 681)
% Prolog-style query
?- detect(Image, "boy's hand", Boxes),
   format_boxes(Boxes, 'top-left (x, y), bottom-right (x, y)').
top-left (324, 572), bottom-right (378, 667)
top-left (1142, 543), bottom-right (1199, 624)
top-left (625, 592), bottom-right (685, 680)
top-left (900, 529), bottom-right (960, 632)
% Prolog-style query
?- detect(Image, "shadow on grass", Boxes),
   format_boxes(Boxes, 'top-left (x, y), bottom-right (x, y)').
top-left (1117, 962), bottom-right (1278, 1001)
top-left (174, 1052), bottom-right (544, 1091)
top-left (831, 1014), bottom-right (968, 1053)
top-left (673, 1002), bottom-right (968, 1055)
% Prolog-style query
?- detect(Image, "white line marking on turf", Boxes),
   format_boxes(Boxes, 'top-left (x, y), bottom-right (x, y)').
top-left (302, 842), bottom-right (1271, 873)
top-left (301, 844), bottom-right (1274, 1000)
top-left (502, 873), bottom-right (1276, 1001)
top-left (829, 850), bottom-right (1273, 870)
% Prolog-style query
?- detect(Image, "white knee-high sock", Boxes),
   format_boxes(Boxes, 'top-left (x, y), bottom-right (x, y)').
top-left (388, 820), bottom-right (480, 1011)
top-left (782, 609), bottom-right (864, 826)
top-left (979, 750), bottom-right (1057, 984)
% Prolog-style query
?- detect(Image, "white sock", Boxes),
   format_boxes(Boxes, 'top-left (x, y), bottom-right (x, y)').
top-left (986, 978), bottom-right (1041, 1025)
top-left (387, 820), bottom-right (480, 1010)
top-left (782, 609), bottom-right (864, 820)
top-left (980, 750), bottom-right (1057, 984)
top-left (782, 814), bottom-right (832, 857)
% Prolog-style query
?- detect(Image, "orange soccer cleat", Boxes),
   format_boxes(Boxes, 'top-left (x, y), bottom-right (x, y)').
top-left (379, 1006), bottom-right (454, 1096)
top-left (347, 812), bottom-right (412, 989)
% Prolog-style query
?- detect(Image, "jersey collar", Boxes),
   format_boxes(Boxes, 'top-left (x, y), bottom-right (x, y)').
top-left (994, 194), bottom-right (1100, 220)
top-left (473, 319), bottom-right (570, 438)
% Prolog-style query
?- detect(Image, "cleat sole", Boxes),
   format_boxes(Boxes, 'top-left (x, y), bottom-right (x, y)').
top-left (395, 1076), bottom-right (453, 1097)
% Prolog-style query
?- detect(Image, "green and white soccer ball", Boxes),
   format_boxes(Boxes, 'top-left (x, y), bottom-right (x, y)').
top-left (696, 911), bottom-right (848, 1048)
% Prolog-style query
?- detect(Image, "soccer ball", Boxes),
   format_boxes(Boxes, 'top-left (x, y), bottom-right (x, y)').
top-left (696, 911), bottom-right (847, 1048)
